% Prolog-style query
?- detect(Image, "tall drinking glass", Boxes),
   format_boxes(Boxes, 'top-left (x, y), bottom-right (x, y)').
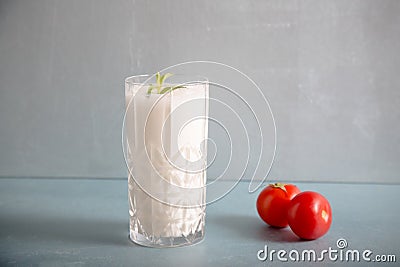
top-left (124, 74), bottom-right (209, 247)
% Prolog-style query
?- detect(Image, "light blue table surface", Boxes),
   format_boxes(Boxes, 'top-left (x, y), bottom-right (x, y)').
top-left (0, 178), bottom-right (399, 267)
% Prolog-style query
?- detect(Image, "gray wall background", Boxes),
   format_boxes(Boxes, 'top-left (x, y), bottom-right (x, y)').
top-left (0, 0), bottom-right (399, 183)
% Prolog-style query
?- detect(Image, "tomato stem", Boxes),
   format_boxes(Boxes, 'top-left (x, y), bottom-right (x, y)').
top-left (269, 182), bottom-right (288, 195)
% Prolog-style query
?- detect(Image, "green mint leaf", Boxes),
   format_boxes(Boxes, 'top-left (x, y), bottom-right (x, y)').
top-left (156, 72), bottom-right (161, 85)
top-left (160, 73), bottom-right (174, 85)
top-left (159, 86), bottom-right (172, 94)
top-left (171, 85), bottom-right (186, 91)
top-left (159, 85), bottom-right (186, 94)
top-left (147, 84), bottom-right (155, 94)
top-left (147, 73), bottom-right (186, 94)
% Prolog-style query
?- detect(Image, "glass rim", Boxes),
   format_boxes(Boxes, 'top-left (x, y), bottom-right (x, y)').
top-left (125, 74), bottom-right (208, 86)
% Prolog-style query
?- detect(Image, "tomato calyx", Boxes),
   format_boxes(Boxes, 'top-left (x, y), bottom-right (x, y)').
top-left (269, 182), bottom-right (288, 194)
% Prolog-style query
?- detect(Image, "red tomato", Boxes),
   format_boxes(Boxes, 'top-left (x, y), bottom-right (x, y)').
top-left (256, 183), bottom-right (301, 227)
top-left (287, 191), bottom-right (332, 240)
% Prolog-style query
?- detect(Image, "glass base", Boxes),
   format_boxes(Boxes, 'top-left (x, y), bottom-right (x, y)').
top-left (129, 230), bottom-right (205, 248)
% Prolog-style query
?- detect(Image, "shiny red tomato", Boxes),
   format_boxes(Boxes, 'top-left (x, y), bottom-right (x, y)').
top-left (287, 191), bottom-right (332, 240)
top-left (256, 183), bottom-right (301, 227)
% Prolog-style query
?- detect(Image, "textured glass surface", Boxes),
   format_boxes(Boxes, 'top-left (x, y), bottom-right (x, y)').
top-left (128, 174), bottom-right (206, 247)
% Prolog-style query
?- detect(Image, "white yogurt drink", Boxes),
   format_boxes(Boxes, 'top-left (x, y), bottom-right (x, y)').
top-left (124, 75), bottom-right (209, 247)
